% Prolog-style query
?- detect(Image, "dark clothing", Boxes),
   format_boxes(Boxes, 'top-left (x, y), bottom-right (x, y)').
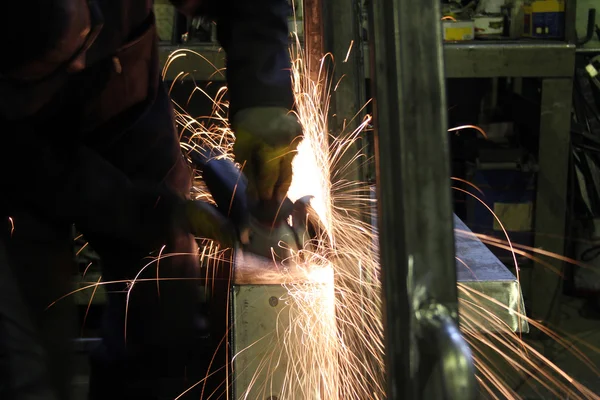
top-left (214, 0), bottom-right (296, 117)
top-left (3, 85), bottom-right (205, 399)
top-left (0, 0), bottom-right (293, 398)
top-left (1, 214), bottom-right (77, 400)
top-left (0, 239), bottom-right (60, 400)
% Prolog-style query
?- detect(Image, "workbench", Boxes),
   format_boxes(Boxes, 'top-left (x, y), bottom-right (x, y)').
top-left (444, 41), bottom-right (576, 326)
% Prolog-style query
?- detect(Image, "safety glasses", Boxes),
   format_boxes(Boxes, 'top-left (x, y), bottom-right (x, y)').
top-left (0, 0), bottom-right (104, 86)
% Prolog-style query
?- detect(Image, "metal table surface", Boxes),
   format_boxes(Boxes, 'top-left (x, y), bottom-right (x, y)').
top-left (166, 41), bottom-right (576, 80)
top-left (363, 41), bottom-right (576, 78)
top-left (444, 41), bottom-right (576, 78)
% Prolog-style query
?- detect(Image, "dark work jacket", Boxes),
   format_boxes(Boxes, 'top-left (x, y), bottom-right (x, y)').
top-left (0, 0), bottom-right (294, 250)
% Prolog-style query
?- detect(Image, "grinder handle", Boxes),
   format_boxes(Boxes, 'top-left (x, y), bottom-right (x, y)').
top-left (186, 145), bottom-right (295, 227)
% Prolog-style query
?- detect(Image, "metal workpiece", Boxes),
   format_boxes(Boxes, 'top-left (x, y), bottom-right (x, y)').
top-left (368, 203), bottom-right (527, 333)
top-left (444, 42), bottom-right (576, 78)
top-left (368, 0), bottom-right (475, 398)
top-left (230, 284), bottom-right (294, 400)
top-left (232, 248), bottom-right (304, 286)
top-left (368, 184), bottom-right (526, 333)
top-left (454, 216), bottom-right (528, 334)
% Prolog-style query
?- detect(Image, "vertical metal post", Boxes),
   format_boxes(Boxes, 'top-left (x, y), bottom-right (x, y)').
top-left (304, 0), bottom-right (367, 184)
top-left (531, 78), bottom-right (573, 327)
top-left (303, 0), bottom-right (325, 80)
top-left (368, 0), bottom-right (475, 398)
top-left (564, 0), bottom-right (578, 43)
top-left (305, 3), bottom-right (380, 397)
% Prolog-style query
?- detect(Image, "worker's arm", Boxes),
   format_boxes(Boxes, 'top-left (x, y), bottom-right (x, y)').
top-left (170, 0), bottom-right (295, 117)
top-left (217, 0), bottom-right (301, 201)
top-left (214, 0), bottom-right (295, 118)
top-left (171, 0), bottom-right (301, 203)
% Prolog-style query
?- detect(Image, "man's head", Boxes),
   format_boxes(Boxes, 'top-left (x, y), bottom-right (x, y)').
top-left (1, 0), bottom-right (92, 80)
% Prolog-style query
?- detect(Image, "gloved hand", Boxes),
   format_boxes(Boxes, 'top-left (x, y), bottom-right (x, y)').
top-left (232, 107), bottom-right (302, 202)
top-left (182, 200), bottom-right (237, 248)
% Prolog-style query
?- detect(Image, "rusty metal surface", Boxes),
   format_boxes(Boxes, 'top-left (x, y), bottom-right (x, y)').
top-left (303, 0), bottom-right (325, 78)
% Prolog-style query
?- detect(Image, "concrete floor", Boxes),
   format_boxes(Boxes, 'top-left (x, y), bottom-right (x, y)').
top-left (515, 296), bottom-right (600, 399)
top-left (468, 293), bottom-right (600, 399)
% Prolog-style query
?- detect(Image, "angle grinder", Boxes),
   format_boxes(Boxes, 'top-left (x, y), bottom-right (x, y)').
top-left (186, 145), bottom-right (314, 262)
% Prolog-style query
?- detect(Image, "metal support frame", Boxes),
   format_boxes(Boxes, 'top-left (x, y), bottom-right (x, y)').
top-left (565, 0), bottom-right (578, 44)
top-left (531, 78), bottom-right (573, 326)
top-left (368, 0), bottom-right (475, 398)
top-left (304, 0), bottom-right (367, 184)
top-left (444, 43), bottom-right (576, 78)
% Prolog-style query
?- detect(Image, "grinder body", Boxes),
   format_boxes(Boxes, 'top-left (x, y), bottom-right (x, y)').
top-left (187, 146), bottom-right (307, 260)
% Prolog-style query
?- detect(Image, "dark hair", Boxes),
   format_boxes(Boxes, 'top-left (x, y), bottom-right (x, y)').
top-left (1, 1), bottom-right (71, 73)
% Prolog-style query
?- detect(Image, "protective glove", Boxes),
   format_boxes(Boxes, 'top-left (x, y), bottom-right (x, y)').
top-left (182, 200), bottom-right (237, 248)
top-left (232, 107), bottom-right (302, 202)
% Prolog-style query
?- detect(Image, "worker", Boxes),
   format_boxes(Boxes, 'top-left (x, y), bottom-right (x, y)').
top-left (0, 0), bottom-right (301, 399)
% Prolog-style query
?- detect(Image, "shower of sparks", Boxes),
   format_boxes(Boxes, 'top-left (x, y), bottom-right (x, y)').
top-left (160, 36), bottom-right (600, 398)
top-left (60, 31), bottom-right (600, 400)
top-left (160, 39), bottom-right (600, 398)
top-left (280, 38), bottom-right (385, 399)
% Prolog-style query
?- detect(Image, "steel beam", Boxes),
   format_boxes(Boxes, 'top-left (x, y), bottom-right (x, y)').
top-left (444, 42), bottom-right (576, 79)
top-left (367, 0), bottom-right (475, 398)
